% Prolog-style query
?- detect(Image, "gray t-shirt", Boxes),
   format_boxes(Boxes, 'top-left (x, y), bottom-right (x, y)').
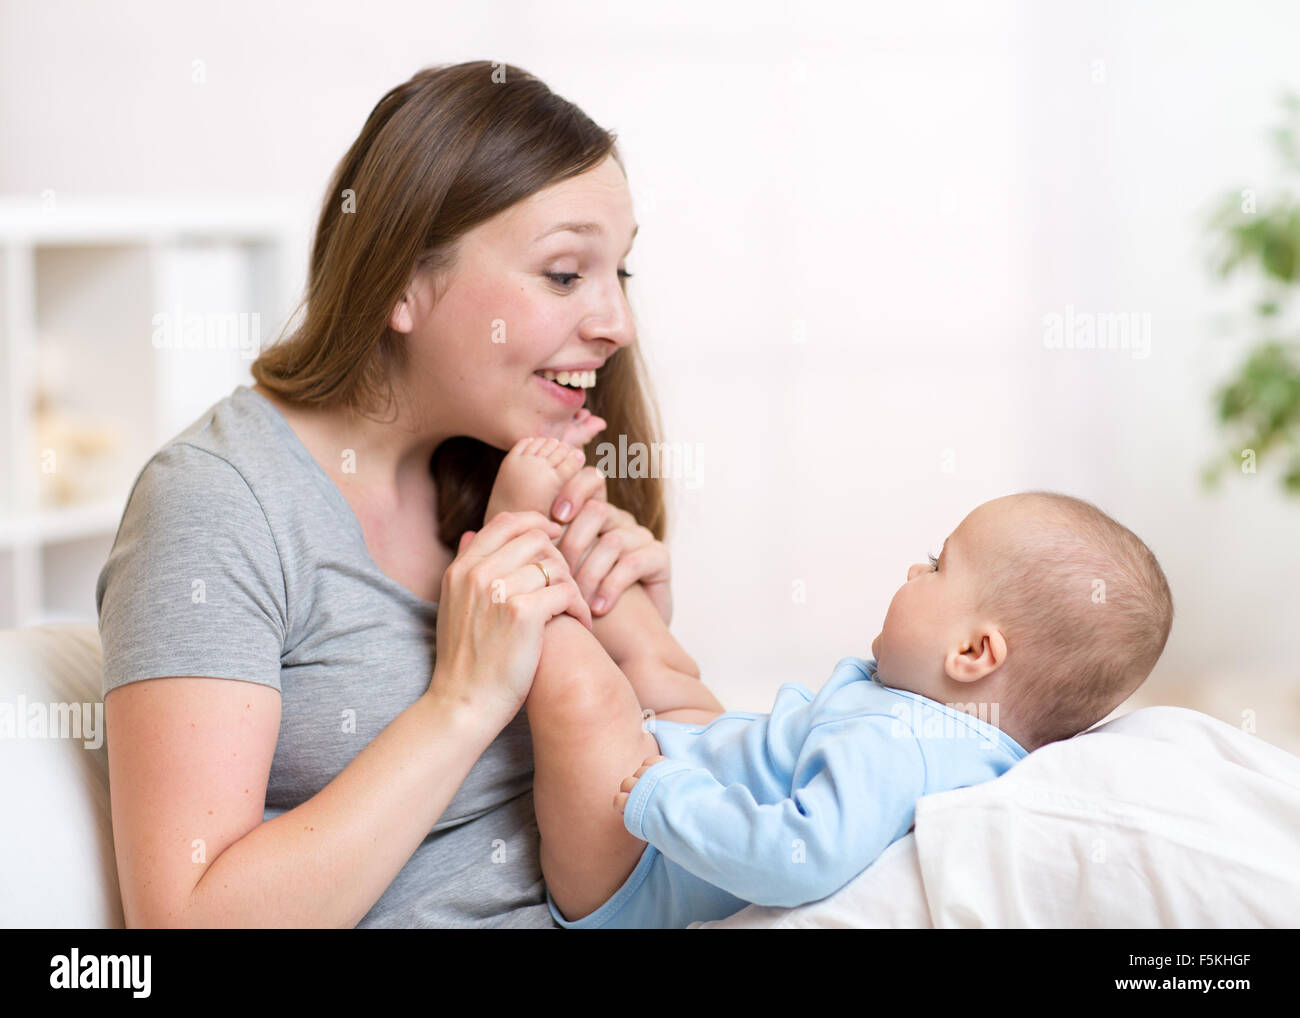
top-left (95, 383), bottom-right (556, 928)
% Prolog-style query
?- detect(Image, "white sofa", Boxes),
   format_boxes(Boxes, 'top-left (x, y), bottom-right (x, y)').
top-left (4, 623), bottom-right (1299, 929)
top-left (1, 623), bottom-right (124, 927)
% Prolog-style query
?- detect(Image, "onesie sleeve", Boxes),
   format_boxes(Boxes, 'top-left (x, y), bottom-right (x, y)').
top-left (622, 715), bottom-right (926, 907)
top-left (95, 443), bottom-right (288, 697)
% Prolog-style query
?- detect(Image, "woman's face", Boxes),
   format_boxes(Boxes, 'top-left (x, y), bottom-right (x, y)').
top-left (391, 153), bottom-right (638, 450)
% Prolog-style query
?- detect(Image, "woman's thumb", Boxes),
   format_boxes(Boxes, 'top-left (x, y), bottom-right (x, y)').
top-left (459, 530), bottom-right (476, 553)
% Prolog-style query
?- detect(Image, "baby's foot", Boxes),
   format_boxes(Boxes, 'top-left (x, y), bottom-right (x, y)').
top-left (485, 437), bottom-right (586, 523)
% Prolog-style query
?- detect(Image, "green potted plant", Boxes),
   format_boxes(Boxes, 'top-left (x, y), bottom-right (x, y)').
top-left (1204, 94), bottom-right (1300, 493)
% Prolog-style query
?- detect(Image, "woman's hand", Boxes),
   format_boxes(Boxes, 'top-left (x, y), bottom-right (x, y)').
top-left (427, 511), bottom-right (592, 726)
top-left (547, 411), bottom-right (674, 625)
top-left (548, 461), bottom-right (674, 626)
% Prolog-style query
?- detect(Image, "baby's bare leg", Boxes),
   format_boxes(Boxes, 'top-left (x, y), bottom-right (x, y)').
top-left (591, 582), bottom-right (725, 722)
top-left (527, 612), bottom-right (671, 922)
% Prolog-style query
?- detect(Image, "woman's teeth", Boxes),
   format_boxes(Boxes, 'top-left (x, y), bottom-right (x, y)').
top-left (539, 369), bottom-right (596, 389)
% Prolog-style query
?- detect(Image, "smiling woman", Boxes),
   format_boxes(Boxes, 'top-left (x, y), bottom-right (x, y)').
top-left (97, 61), bottom-right (683, 929)
top-left (251, 62), bottom-right (666, 549)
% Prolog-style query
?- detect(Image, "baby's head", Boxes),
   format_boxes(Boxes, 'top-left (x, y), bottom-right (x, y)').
top-left (870, 492), bottom-right (1173, 753)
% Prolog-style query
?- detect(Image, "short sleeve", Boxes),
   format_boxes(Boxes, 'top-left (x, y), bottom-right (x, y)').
top-left (96, 443), bottom-right (288, 697)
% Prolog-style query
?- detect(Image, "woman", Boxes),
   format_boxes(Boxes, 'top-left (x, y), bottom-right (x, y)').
top-left (97, 61), bottom-right (690, 927)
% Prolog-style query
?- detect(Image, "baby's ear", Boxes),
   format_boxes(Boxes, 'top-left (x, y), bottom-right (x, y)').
top-left (945, 628), bottom-right (1007, 682)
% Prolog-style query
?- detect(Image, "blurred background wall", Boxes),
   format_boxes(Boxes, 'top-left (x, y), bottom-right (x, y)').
top-left (2, 0), bottom-right (1296, 748)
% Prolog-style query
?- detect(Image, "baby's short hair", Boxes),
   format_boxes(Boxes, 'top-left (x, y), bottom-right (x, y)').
top-left (980, 492), bottom-right (1173, 751)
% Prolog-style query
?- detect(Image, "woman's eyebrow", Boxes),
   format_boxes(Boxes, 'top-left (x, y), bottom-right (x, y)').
top-left (532, 221), bottom-right (639, 249)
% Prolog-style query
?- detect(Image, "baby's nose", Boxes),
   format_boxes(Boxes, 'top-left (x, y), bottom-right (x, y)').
top-left (907, 562), bottom-right (927, 581)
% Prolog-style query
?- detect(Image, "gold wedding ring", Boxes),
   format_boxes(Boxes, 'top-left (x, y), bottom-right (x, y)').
top-left (532, 561), bottom-right (551, 587)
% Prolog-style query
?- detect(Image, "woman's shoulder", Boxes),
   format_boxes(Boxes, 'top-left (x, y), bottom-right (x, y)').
top-left (149, 384), bottom-right (300, 482)
top-left (96, 387), bottom-right (294, 698)
top-left (116, 384), bottom-right (320, 526)
top-left (96, 385), bottom-right (303, 639)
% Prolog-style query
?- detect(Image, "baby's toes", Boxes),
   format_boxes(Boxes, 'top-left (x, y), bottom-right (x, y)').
top-left (551, 444), bottom-right (586, 478)
top-left (508, 436), bottom-right (544, 459)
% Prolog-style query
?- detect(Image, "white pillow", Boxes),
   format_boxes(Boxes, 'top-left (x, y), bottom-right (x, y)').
top-left (699, 706), bottom-right (1300, 928)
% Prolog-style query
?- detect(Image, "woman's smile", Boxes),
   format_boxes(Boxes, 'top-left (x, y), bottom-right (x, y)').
top-left (533, 369), bottom-right (589, 408)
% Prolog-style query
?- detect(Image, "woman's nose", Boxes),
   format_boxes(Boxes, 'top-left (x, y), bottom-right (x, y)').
top-left (578, 279), bottom-right (636, 349)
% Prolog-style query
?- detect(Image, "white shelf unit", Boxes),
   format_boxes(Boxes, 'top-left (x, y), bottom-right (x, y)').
top-left (0, 197), bottom-right (303, 629)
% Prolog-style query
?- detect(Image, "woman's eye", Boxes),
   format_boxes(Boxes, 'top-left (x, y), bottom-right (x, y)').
top-left (546, 270), bottom-right (633, 290)
top-left (927, 553), bottom-right (939, 572)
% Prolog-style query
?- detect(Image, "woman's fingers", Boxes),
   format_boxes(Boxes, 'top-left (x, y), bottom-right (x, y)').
top-left (571, 517), bottom-right (653, 605)
top-left (478, 553), bottom-right (592, 631)
top-left (554, 498), bottom-right (615, 577)
top-left (458, 514), bottom-right (567, 584)
top-left (552, 498), bottom-right (673, 619)
top-left (571, 526), bottom-right (636, 604)
top-left (461, 520), bottom-right (592, 630)
top-left (467, 510), bottom-right (564, 557)
top-left (551, 464), bottom-right (608, 524)
top-left (429, 510), bottom-right (593, 719)
top-left (478, 541), bottom-right (571, 601)
top-left (587, 543), bottom-right (663, 617)
top-left (514, 576), bottom-right (594, 631)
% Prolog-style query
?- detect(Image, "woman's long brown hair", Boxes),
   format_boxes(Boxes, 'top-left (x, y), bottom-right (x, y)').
top-left (251, 61), bottom-right (666, 547)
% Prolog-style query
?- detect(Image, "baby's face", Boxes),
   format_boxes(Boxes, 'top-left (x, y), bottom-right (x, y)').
top-left (871, 499), bottom-right (1016, 699)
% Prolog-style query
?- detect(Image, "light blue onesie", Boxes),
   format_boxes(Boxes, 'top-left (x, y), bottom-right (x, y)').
top-left (548, 656), bottom-right (1027, 928)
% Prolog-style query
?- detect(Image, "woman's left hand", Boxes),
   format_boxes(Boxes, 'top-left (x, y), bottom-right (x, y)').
top-left (547, 432), bottom-right (673, 625)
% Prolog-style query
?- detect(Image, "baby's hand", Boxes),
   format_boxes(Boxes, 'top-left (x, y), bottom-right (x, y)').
top-left (612, 754), bottom-right (670, 814)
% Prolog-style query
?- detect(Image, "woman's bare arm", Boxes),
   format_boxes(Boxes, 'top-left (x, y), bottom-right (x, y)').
top-left (107, 510), bottom-right (587, 929)
top-left (106, 674), bottom-right (504, 928)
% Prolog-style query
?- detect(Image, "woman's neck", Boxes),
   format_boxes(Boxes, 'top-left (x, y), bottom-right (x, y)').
top-left (252, 381), bottom-right (448, 497)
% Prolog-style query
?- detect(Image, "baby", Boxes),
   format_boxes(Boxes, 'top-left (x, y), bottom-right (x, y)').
top-left (483, 437), bottom-right (1174, 929)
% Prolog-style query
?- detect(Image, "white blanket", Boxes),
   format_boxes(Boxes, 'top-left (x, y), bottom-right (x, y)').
top-left (697, 706), bottom-right (1300, 928)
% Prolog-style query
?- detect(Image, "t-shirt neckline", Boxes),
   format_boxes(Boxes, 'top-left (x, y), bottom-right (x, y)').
top-left (236, 384), bottom-right (439, 612)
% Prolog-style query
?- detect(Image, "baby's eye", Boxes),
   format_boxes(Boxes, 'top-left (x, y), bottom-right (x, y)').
top-left (927, 553), bottom-right (939, 572)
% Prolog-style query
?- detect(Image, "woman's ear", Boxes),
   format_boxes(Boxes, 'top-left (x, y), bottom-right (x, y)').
top-left (390, 261), bottom-right (436, 333)
top-left (389, 290), bottom-right (415, 333)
